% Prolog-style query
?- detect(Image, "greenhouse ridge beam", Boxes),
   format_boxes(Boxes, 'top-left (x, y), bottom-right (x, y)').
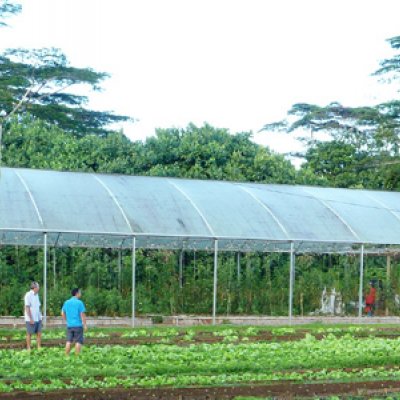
top-left (302, 188), bottom-right (360, 241)
top-left (93, 175), bottom-right (134, 234)
top-left (167, 180), bottom-right (216, 236)
top-left (14, 170), bottom-right (44, 227)
top-left (238, 185), bottom-right (290, 238)
top-left (366, 193), bottom-right (400, 225)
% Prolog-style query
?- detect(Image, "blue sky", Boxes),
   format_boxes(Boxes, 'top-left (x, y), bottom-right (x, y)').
top-left (1, 0), bottom-right (400, 157)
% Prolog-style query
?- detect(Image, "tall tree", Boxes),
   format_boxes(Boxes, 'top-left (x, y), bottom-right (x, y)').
top-left (374, 35), bottom-right (400, 82)
top-left (261, 36), bottom-right (400, 189)
top-left (0, 48), bottom-right (131, 137)
top-left (0, 0), bottom-right (20, 27)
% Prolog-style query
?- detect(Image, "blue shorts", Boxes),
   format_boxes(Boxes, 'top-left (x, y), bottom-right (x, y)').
top-left (26, 321), bottom-right (42, 335)
top-left (66, 327), bottom-right (84, 344)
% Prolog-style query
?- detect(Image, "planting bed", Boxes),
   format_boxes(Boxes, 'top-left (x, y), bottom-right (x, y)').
top-left (1, 324), bottom-right (400, 399)
top-left (1, 381), bottom-right (400, 400)
top-left (2, 325), bottom-right (398, 348)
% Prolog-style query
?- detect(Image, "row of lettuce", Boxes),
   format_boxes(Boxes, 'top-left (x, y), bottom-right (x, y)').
top-left (2, 333), bottom-right (400, 392)
top-left (0, 325), bottom-right (379, 341)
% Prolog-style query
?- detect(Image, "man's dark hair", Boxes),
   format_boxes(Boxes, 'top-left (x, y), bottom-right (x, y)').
top-left (30, 281), bottom-right (39, 289)
top-left (71, 288), bottom-right (80, 296)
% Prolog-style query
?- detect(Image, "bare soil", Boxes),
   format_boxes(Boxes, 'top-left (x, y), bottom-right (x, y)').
top-left (1, 380), bottom-right (400, 399)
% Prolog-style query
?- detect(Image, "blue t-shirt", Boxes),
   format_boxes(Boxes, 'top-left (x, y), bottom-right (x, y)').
top-left (62, 297), bottom-right (86, 328)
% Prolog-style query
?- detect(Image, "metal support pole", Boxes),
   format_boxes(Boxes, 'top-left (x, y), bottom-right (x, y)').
top-left (193, 250), bottom-right (196, 279)
top-left (53, 247), bottom-right (56, 288)
top-left (386, 255), bottom-right (391, 316)
top-left (212, 239), bottom-right (218, 325)
top-left (118, 249), bottom-right (122, 292)
top-left (131, 237), bottom-right (136, 327)
top-left (0, 112), bottom-right (8, 176)
top-left (179, 250), bottom-right (183, 289)
top-left (0, 122), bottom-right (3, 169)
top-left (43, 233), bottom-right (48, 326)
top-left (358, 244), bottom-right (364, 319)
top-left (237, 252), bottom-right (241, 282)
top-left (289, 242), bottom-right (295, 325)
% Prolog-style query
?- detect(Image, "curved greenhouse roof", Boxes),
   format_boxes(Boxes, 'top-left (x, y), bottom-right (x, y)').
top-left (1, 167), bottom-right (400, 253)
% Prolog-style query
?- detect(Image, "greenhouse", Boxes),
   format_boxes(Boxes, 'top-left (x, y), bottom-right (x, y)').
top-left (1, 167), bottom-right (400, 324)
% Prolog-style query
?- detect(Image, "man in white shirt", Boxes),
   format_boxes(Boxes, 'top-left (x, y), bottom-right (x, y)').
top-left (24, 282), bottom-right (42, 350)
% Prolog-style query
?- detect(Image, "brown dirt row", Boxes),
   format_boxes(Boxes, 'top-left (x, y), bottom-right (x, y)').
top-left (2, 331), bottom-right (400, 349)
top-left (0, 334), bottom-right (301, 349)
top-left (1, 380), bottom-right (400, 400)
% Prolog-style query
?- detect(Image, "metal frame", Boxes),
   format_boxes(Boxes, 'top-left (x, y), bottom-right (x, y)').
top-left (4, 168), bottom-right (400, 328)
top-left (179, 250), bottom-right (184, 289)
top-left (358, 244), bottom-right (365, 319)
top-left (212, 239), bottom-right (218, 325)
top-left (289, 242), bottom-right (295, 324)
top-left (132, 236), bottom-right (136, 327)
top-left (2, 227), bottom-right (400, 248)
top-left (43, 232), bottom-right (47, 326)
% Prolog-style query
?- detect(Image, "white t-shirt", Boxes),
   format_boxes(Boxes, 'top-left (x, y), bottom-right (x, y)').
top-left (24, 290), bottom-right (42, 322)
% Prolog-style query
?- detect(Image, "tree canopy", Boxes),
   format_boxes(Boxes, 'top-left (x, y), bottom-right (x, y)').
top-left (0, 0), bottom-right (20, 27)
top-left (261, 35), bottom-right (400, 190)
top-left (0, 48), bottom-right (131, 136)
top-left (374, 35), bottom-right (400, 81)
top-left (0, 1), bottom-right (131, 137)
top-left (3, 117), bottom-right (296, 184)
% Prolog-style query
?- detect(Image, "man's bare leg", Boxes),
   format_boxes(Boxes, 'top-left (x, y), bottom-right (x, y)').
top-left (65, 341), bottom-right (72, 355)
top-left (74, 343), bottom-right (82, 355)
top-left (26, 333), bottom-right (31, 351)
top-left (37, 332), bottom-right (42, 349)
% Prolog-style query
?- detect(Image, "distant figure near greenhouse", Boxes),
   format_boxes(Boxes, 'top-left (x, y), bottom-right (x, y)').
top-left (61, 288), bottom-right (87, 355)
top-left (365, 281), bottom-right (377, 317)
top-left (24, 281), bottom-right (42, 351)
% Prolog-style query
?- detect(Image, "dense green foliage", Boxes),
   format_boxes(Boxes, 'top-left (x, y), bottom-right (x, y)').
top-left (3, 117), bottom-right (295, 181)
top-left (0, 235), bottom-right (397, 317)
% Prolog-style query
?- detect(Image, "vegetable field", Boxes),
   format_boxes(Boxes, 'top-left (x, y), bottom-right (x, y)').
top-left (1, 325), bottom-right (400, 399)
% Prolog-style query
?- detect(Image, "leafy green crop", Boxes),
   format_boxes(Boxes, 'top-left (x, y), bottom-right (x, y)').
top-left (3, 333), bottom-right (400, 393)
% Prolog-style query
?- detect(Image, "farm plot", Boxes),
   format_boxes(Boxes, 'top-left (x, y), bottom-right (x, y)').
top-left (0, 325), bottom-right (395, 348)
top-left (1, 325), bottom-right (400, 399)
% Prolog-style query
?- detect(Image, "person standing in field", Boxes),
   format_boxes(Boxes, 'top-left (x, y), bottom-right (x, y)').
top-left (365, 281), bottom-right (377, 317)
top-left (24, 281), bottom-right (42, 351)
top-left (61, 288), bottom-right (87, 355)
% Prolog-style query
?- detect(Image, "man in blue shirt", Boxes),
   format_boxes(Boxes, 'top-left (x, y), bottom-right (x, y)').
top-left (61, 288), bottom-right (87, 355)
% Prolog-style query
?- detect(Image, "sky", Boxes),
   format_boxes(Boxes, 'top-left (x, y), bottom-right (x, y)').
top-left (1, 0), bottom-right (400, 159)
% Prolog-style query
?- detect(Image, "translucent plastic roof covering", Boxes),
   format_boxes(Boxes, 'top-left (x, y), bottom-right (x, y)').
top-left (1, 167), bottom-right (400, 253)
